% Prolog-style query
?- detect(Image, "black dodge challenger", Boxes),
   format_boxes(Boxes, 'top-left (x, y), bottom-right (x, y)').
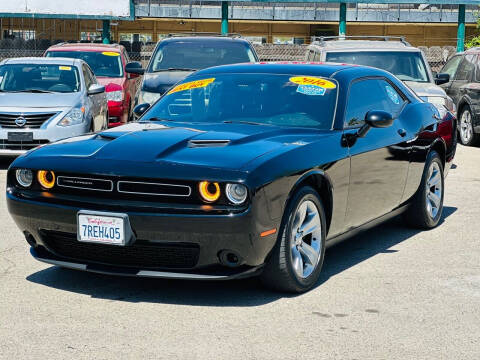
top-left (6, 63), bottom-right (456, 293)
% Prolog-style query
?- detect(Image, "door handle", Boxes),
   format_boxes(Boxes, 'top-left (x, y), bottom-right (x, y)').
top-left (398, 128), bottom-right (407, 137)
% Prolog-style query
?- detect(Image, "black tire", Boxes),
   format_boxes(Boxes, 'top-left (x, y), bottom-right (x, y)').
top-left (404, 151), bottom-right (444, 229)
top-left (260, 186), bottom-right (326, 293)
top-left (458, 106), bottom-right (479, 146)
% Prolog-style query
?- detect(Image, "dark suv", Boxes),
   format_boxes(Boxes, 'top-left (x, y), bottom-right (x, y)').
top-left (439, 47), bottom-right (480, 146)
top-left (126, 34), bottom-right (258, 108)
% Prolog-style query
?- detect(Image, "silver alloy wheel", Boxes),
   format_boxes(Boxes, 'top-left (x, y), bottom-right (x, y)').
top-left (290, 200), bottom-right (323, 279)
top-left (460, 110), bottom-right (473, 144)
top-left (425, 161), bottom-right (442, 219)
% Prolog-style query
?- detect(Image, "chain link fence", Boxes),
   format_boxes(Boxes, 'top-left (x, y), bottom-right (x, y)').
top-left (0, 39), bottom-right (460, 73)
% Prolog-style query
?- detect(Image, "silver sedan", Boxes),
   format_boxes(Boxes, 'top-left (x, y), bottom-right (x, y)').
top-left (0, 57), bottom-right (107, 156)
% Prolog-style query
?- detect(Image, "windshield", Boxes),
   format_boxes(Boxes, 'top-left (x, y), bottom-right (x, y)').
top-left (0, 63), bottom-right (80, 93)
top-left (149, 42), bottom-right (257, 72)
top-left (142, 73), bottom-right (338, 129)
top-left (46, 50), bottom-right (123, 78)
top-left (326, 51), bottom-right (430, 82)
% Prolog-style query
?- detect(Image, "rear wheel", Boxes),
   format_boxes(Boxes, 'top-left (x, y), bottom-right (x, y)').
top-left (260, 186), bottom-right (326, 293)
top-left (404, 151), bottom-right (444, 229)
top-left (459, 106), bottom-right (479, 146)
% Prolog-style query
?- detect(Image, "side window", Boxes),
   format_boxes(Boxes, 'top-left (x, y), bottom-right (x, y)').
top-left (455, 55), bottom-right (475, 81)
top-left (441, 55), bottom-right (462, 79)
top-left (344, 78), bottom-right (406, 128)
top-left (82, 65), bottom-right (92, 89)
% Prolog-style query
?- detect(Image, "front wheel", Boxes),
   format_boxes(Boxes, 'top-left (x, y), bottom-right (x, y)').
top-left (260, 186), bottom-right (326, 293)
top-left (459, 106), bottom-right (479, 146)
top-left (404, 151), bottom-right (444, 229)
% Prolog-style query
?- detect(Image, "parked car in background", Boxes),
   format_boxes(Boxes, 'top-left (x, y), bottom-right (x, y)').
top-left (7, 63), bottom-right (455, 293)
top-left (438, 47), bottom-right (480, 146)
top-left (126, 33), bottom-right (258, 108)
top-left (306, 37), bottom-right (455, 117)
top-left (0, 57), bottom-right (107, 156)
top-left (45, 43), bottom-right (141, 127)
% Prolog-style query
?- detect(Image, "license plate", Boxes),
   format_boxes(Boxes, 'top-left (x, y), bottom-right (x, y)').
top-left (77, 211), bottom-right (131, 246)
top-left (8, 132), bottom-right (33, 142)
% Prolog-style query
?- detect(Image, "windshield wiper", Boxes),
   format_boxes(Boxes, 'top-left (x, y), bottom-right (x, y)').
top-left (18, 89), bottom-right (55, 93)
top-left (222, 120), bottom-right (264, 126)
top-left (153, 68), bottom-right (197, 72)
top-left (141, 117), bottom-right (175, 122)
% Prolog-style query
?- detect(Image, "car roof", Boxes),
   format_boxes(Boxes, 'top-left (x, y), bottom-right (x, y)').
top-left (310, 40), bottom-right (420, 52)
top-left (160, 36), bottom-right (252, 46)
top-left (194, 62), bottom-right (359, 78)
top-left (0, 57), bottom-right (81, 66)
top-left (46, 43), bottom-right (123, 53)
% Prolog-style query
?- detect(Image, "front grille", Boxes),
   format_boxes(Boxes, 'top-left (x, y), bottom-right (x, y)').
top-left (42, 231), bottom-right (200, 269)
top-left (0, 112), bottom-right (57, 129)
top-left (0, 139), bottom-right (49, 151)
top-left (117, 181), bottom-right (191, 197)
top-left (57, 176), bottom-right (114, 192)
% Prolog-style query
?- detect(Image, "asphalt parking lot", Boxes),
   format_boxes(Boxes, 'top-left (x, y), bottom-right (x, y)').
top-left (0, 145), bottom-right (479, 360)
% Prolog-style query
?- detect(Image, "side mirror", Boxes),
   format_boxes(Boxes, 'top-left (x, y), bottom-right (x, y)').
top-left (126, 62), bottom-right (145, 76)
top-left (88, 84), bottom-right (105, 95)
top-left (357, 110), bottom-right (393, 137)
top-left (435, 73), bottom-right (450, 85)
top-left (133, 103), bottom-right (150, 119)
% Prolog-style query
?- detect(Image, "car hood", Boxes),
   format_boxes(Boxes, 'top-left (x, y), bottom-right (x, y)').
top-left (22, 122), bottom-right (329, 175)
top-left (141, 71), bottom-right (194, 94)
top-left (404, 81), bottom-right (447, 98)
top-left (0, 92), bottom-right (78, 109)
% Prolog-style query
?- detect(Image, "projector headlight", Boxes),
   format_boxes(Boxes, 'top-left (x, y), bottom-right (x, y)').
top-left (58, 107), bottom-right (85, 127)
top-left (226, 183), bottom-right (248, 205)
top-left (16, 169), bottom-right (33, 188)
top-left (106, 90), bottom-right (123, 102)
top-left (138, 90), bottom-right (161, 105)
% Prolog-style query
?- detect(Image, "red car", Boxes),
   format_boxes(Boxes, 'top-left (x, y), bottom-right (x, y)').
top-left (45, 43), bottom-right (141, 127)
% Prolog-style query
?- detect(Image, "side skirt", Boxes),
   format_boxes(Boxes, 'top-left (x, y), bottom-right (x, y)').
top-left (325, 204), bottom-right (409, 249)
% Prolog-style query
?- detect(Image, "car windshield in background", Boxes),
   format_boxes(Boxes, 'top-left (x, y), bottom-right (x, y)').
top-left (326, 51), bottom-right (429, 82)
top-left (0, 63), bottom-right (80, 93)
top-left (149, 42), bottom-right (257, 72)
top-left (143, 73), bottom-right (338, 129)
top-left (46, 51), bottom-right (123, 78)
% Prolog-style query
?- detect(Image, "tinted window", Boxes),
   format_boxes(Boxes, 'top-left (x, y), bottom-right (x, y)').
top-left (0, 63), bottom-right (80, 93)
top-left (455, 55), bottom-right (475, 81)
top-left (47, 50), bottom-right (123, 78)
top-left (326, 51), bottom-right (429, 82)
top-left (345, 78), bottom-right (405, 128)
top-left (149, 41), bottom-right (257, 72)
top-left (441, 55), bottom-right (462, 78)
top-left (143, 73), bottom-right (338, 130)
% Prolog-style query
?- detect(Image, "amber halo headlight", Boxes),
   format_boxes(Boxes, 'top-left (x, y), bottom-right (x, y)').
top-left (199, 181), bottom-right (220, 203)
top-left (226, 183), bottom-right (248, 205)
top-left (16, 169), bottom-right (33, 187)
top-left (37, 170), bottom-right (56, 189)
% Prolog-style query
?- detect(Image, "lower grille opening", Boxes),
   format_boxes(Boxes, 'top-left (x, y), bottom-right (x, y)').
top-left (0, 139), bottom-right (49, 151)
top-left (41, 231), bottom-right (200, 269)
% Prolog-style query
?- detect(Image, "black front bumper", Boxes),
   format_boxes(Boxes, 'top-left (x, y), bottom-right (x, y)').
top-left (7, 190), bottom-right (280, 279)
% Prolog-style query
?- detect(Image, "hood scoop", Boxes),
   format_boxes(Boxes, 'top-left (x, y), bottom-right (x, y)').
top-left (188, 139), bottom-right (231, 148)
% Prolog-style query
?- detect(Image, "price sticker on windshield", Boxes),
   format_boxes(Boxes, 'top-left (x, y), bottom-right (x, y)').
top-left (167, 78), bottom-right (215, 95)
top-left (59, 66), bottom-right (72, 71)
top-left (289, 76), bottom-right (337, 89)
top-left (102, 51), bottom-right (120, 56)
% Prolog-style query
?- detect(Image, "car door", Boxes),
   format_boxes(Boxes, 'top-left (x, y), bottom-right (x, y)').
top-left (123, 49), bottom-right (139, 117)
top-left (439, 54), bottom-right (463, 95)
top-left (343, 77), bottom-right (411, 229)
top-left (83, 64), bottom-right (104, 131)
top-left (447, 54), bottom-right (475, 107)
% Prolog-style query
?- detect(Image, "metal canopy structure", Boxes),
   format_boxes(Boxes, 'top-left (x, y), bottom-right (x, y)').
top-left (199, 0), bottom-right (480, 51)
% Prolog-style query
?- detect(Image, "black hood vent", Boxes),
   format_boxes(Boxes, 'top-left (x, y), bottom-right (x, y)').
top-left (188, 139), bottom-right (231, 148)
